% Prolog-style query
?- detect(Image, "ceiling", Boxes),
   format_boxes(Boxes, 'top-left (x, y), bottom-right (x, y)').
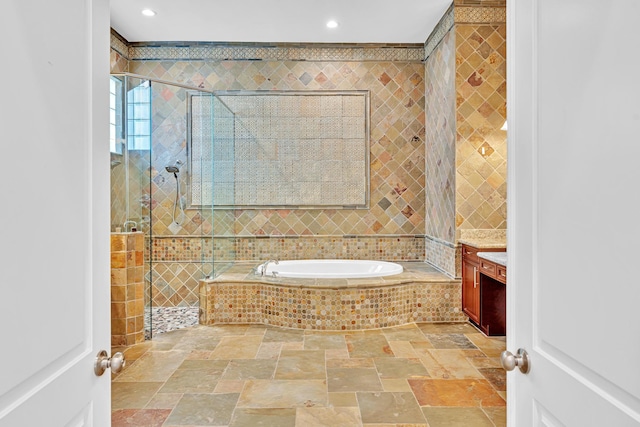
top-left (110, 0), bottom-right (452, 44)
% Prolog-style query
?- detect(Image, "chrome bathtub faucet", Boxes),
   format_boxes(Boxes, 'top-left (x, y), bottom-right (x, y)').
top-left (260, 259), bottom-right (279, 277)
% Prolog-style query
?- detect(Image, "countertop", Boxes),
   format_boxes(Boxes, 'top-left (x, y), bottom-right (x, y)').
top-left (477, 251), bottom-right (507, 267)
top-left (458, 238), bottom-right (507, 249)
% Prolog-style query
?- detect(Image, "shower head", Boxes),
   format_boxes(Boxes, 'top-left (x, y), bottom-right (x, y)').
top-left (165, 166), bottom-right (180, 174)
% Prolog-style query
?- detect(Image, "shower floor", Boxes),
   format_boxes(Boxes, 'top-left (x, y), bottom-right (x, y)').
top-left (144, 306), bottom-right (199, 339)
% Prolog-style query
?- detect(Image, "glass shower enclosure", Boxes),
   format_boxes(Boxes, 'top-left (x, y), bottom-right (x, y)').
top-left (110, 73), bottom-right (235, 339)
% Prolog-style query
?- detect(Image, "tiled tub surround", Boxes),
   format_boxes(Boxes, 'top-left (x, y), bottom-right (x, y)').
top-left (111, 232), bottom-right (146, 346)
top-left (148, 235), bottom-right (426, 308)
top-left (200, 262), bottom-right (466, 331)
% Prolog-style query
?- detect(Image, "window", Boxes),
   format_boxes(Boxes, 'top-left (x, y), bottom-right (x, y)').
top-left (126, 80), bottom-right (151, 150)
top-left (109, 77), bottom-right (123, 154)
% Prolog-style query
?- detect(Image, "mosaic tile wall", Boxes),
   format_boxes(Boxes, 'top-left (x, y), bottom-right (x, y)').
top-left (424, 28), bottom-right (457, 277)
top-left (151, 235), bottom-right (424, 263)
top-left (111, 232), bottom-right (145, 346)
top-left (130, 59), bottom-right (426, 237)
top-left (200, 278), bottom-right (466, 331)
top-left (455, 21), bottom-right (507, 231)
top-left (191, 92), bottom-right (369, 207)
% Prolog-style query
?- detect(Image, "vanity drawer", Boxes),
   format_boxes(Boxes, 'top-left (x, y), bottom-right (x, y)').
top-left (479, 259), bottom-right (497, 277)
top-left (462, 245), bottom-right (479, 264)
top-left (497, 265), bottom-right (507, 283)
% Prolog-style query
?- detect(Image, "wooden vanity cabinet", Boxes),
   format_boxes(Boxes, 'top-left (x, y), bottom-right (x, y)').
top-left (461, 244), bottom-right (505, 335)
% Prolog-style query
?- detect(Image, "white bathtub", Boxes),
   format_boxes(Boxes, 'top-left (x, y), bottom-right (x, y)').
top-left (260, 259), bottom-right (403, 279)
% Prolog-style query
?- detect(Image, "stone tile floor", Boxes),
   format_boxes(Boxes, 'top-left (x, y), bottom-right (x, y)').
top-left (112, 322), bottom-right (506, 427)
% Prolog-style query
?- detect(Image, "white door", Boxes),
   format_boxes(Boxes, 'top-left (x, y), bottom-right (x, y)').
top-left (508, 0), bottom-right (640, 424)
top-left (0, 0), bottom-right (111, 425)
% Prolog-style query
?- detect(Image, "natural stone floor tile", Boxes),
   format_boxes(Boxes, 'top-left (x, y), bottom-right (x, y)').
top-left (425, 333), bottom-right (477, 349)
top-left (325, 348), bottom-right (350, 359)
top-left (111, 409), bottom-right (171, 427)
top-left (172, 336), bottom-right (221, 351)
top-left (112, 382), bottom-right (163, 409)
top-left (465, 333), bottom-right (506, 358)
top-left (159, 368), bottom-right (224, 394)
top-left (418, 323), bottom-right (478, 334)
top-left (388, 340), bottom-right (420, 358)
top-left (256, 341), bottom-right (283, 359)
top-left (408, 379), bottom-right (506, 407)
top-left (121, 341), bottom-right (153, 362)
top-left (304, 334), bottom-right (347, 350)
top-left (357, 392), bottom-right (427, 424)
top-left (327, 368), bottom-right (383, 392)
top-left (382, 324), bottom-right (427, 341)
top-left (223, 359), bottom-right (278, 380)
top-left (276, 350), bottom-right (326, 380)
top-left (483, 407), bottom-right (507, 427)
top-left (346, 334), bottom-right (395, 358)
top-left (185, 350), bottom-right (214, 360)
top-left (478, 368), bottom-right (506, 392)
top-left (210, 335), bottom-right (263, 359)
top-left (374, 357), bottom-right (430, 379)
top-left (214, 379), bottom-right (245, 393)
top-left (295, 406), bottom-right (362, 427)
top-left (416, 349), bottom-right (483, 379)
top-left (115, 350), bottom-right (189, 382)
top-left (466, 354), bottom-right (502, 369)
top-left (237, 380), bottom-right (327, 408)
top-left (177, 359), bottom-right (230, 370)
top-left (381, 378), bottom-right (413, 392)
top-left (113, 323), bottom-right (507, 426)
top-left (144, 392), bottom-right (183, 409)
top-left (164, 393), bottom-right (240, 426)
top-left (328, 392), bottom-right (358, 407)
top-left (326, 357), bottom-right (374, 368)
top-left (422, 407), bottom-right (495, 427)
top-left (263, 328), bottom-right (305, 343)
top-left (229, 408), bottom-right (296, 427)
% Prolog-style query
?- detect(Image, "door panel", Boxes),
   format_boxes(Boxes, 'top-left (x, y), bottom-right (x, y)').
top-left (0, 0), bottom-right (110, 425)
top-left (508, 0), bottom-right (640, 424)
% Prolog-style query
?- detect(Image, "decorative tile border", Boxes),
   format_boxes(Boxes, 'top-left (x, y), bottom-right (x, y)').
top-left (454, 6), bottom-right (506, 23)
top-left (127, 44), bottom-right (424, 62)
top-left (149, 235), bottom-right (425, 263)
top-left (200, 266), bottom-right (465, 330)
top-left (424, 4), bottom-right (455, 60)
top-left (110, 30), bottom-right (130, 58)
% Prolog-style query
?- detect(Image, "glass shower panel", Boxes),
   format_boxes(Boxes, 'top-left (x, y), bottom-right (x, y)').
top-left (124, 77), bottom-right (153, 338)
top-left (189, 93), bottom-right (237, 278)
top-left (212, 96), bottom-right (236, 275)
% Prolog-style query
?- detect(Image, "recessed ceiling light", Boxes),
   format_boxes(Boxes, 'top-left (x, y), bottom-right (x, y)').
top-left (141, 9), bottom-right (156, 17)
top-left (326, 20), bottom-right (339, 29)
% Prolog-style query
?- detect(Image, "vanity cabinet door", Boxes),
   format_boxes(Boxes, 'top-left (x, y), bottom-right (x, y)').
top-left (462, 259), bottom-right (480, 323)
